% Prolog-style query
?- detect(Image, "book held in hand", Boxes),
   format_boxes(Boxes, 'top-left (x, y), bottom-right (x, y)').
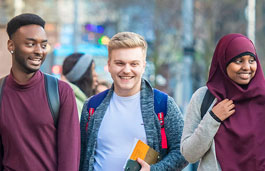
top-left (124, 139), bottom-right (159, 171)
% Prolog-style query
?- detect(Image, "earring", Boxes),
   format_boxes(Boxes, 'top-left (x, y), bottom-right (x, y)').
top-left (10, 51), bottom-right (13, 54)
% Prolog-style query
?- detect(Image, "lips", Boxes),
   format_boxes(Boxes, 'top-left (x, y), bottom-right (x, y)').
top-left (238, 73), bottom-right (251, 79)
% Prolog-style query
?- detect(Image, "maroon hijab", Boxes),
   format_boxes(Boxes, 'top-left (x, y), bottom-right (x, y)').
top-left (207, 33), bottom-right (265, 170)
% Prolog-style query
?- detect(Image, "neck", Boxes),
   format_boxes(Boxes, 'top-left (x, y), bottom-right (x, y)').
top-left (11, 67), bottom-right (36, 85)
top-left (115, 89), bottom-right (141, 97)
top-left (114, 82), bottom-right (141, 97)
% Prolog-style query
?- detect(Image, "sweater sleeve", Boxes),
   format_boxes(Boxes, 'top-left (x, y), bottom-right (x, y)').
top-left (151, 96), bottom-right (188, 171)
top-left (79, 99), bottom-right (90, 171)
top-left (57, 81), bottom-right (80, 171)
top-left (180, 86), bottom-right (221, 163)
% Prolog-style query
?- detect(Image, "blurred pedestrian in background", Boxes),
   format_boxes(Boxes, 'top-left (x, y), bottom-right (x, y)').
top-left (0, 13), bottom-right (80, 171)
top-left (95, 80), bottom-right (111, 94)
top-left (80, 32), bottom-right (187, 171)
top-left (62, 52), bottom-right (98, 118)
top-left (181, 33), bottom-right (265, 171)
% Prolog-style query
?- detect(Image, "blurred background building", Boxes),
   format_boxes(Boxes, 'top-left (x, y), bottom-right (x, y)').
top-left (0, 0), bottom-right (263, 169)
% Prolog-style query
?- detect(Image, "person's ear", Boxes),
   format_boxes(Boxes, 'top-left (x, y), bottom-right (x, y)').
top-left (7, 39), bottom-right (14, 54)
top-left (107, 57), bottom-right (111, 68)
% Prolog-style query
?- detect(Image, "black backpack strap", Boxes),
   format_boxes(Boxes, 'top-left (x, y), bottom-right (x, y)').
top-left (0, 76), bottom-right (7, 170)
top-left (44, 74), bottom-right (60, 127)
top-left (200, 89), bottom-right (215, 119)
top-left (0, 76), bottom-right (7, 109)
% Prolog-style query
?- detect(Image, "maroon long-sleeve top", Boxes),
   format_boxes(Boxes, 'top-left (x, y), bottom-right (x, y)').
top-left (0, 71), bottom-right (80, 171)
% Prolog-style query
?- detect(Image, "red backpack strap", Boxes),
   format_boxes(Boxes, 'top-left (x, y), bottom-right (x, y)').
top-left (88, 108), bottom-right (95, 120)
top-left (157, 112), bottom-right (167, 149)
top-left (86, 108), bottom-right (95, 131)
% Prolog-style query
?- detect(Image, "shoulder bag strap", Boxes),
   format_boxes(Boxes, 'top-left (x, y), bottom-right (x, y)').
top-left (44, 74), bottom-right (60, 127)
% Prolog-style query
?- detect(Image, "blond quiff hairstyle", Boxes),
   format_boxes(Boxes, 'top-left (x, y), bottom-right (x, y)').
top-left (108, 32), bottom-right (148, 59)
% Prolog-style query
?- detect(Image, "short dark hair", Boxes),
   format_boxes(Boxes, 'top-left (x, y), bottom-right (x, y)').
top-left (6, 13), bottom-right (45, 38)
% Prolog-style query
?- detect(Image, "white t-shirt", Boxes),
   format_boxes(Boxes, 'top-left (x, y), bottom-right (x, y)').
top-left (93, 91), bottom-right (147, 171)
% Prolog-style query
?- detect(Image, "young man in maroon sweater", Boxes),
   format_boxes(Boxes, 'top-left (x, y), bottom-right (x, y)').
top-left (0, 13), bottom-right (80, 171)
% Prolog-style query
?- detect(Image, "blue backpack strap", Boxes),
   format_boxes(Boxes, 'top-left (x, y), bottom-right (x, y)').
top-left (153, 88), bottom-right (168, 152)
top-left (87, 89), bottom-right (109, 119)
top-left (87, 88), bottom-right (167, 118)
top-left (153, 89), bottom-right (168, 116)
top-left (200, 89), bottom-right (215, 119)
top-left (44, 74), bottom-right (60, 127)
top-left (87, 89), bottom-right (109, 111)
top-left (87, 88), bottom-right (167, 115)
top-left (0, 76), bottom-right (7, 109)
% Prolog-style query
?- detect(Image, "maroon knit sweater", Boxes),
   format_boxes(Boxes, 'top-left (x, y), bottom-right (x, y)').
top-left (0, 71), bottom-right (80, 171)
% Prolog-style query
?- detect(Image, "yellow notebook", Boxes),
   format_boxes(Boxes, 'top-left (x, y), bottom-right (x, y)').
top-left (124, 139), bottom-right (159, 171)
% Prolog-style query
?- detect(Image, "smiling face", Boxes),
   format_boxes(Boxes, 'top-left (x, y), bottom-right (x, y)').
top-left (108, 47), bottom-right (146, 97)
top-left (8, 24), bottom-right (48, 74)
top-left (226, 55), bottom-right (257, 85)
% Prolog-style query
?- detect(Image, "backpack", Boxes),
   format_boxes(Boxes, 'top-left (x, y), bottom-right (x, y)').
top-left (0, 74), bottom-right (60, 127)
top-left (200, 89), bottom-right (215, 118)
top-left (86, 88), bottom-right (169, 152)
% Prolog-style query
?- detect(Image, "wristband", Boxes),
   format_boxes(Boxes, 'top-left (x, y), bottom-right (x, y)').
top-left (210, 110), bottom-right (222, 123)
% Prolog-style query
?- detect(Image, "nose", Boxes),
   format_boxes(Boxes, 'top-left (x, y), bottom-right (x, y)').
top-left (34, 44), bottom-right (44, 56)
top-left (123, 64), bottom-right (131, 73)
top-left (242, 61), bottom-right (250, 70)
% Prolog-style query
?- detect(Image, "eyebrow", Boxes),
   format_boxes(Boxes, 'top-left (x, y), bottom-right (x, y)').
top-left (130, 60), bottom-right (140, 63)
top-left (114, 60), bottom-right (140, 63)
top-left (26, 38), bottom-right (48, 43)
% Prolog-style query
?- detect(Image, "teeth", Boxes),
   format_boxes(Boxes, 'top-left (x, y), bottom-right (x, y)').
top-left (239, 73), bottom-right (250, 79)
top-left (30, 57), bottom-right (41, 61)
top-left (120, 76), bottom-right (132, 80)
top-left (29, 58), bottom-right (41, 65)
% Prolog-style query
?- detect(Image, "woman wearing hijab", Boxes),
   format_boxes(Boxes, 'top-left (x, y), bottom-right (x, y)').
top-left (181, 33), bottom-right (265, 170)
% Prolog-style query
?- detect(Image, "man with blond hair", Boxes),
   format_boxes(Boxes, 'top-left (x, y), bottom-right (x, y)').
top-left (80, 32), bottom-right (187, 171)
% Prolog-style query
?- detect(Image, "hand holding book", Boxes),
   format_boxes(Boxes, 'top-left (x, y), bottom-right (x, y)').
top-left (124, 139), bottom-right (159, 171)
